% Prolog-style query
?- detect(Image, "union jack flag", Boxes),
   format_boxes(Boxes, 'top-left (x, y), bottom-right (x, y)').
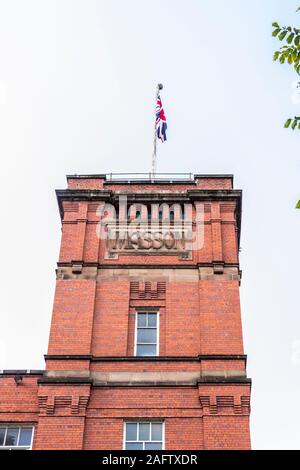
top-left (156, 94), bottom-right (167, 142)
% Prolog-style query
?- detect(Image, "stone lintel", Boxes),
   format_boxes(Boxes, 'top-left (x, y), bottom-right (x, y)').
top-left (55, 266), bottom-right (241, 282)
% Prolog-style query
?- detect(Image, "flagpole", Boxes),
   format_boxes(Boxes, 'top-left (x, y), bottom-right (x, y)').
top-left (151, 83), bottom-right (163, 179)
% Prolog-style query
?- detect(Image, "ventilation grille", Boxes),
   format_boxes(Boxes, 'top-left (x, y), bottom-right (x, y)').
top-left (130, 281), bottom-right (166, 299)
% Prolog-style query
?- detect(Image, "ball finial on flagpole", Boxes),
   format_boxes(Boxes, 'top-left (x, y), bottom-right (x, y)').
top-left (158, 83), bottom-right (163, 90)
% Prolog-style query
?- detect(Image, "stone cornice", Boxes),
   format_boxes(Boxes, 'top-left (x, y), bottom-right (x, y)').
top-left (38, 377), bottom-right (93, 385)
top-left (56, 261), bottom-right (241, 269)
top-left (37, 378), bottom-right (251, 387)
top-left (44, 354), bottom-right (247, 362)
top-left (56, 189), bottom-right (112, 220)
top-left (0, 370), bottom-right (44, 375)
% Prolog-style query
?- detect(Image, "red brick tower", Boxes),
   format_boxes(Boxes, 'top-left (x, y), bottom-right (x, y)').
top-left (0, 173), bottom-right (251, 450)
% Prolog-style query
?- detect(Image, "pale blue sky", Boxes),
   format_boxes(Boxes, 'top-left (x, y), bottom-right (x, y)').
top-left (0, 0), bottom-right (300, 449)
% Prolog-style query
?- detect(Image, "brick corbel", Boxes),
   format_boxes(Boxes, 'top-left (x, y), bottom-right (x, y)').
top-left (71, 261), bottom-right (83, 274)
top-left (38, 384), bottom-right (91, 417)
top-left (38, 394), bottom-right (90, 416)
top-left (199, 395), bottom-right (250, 416)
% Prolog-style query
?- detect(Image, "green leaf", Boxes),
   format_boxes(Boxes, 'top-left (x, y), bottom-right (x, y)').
top-left (296, 200), bottom-right (300, 209)
top-left (288, 54), bottom-right (293, 64)
top-left (284, 118), bottom-right (292, 128)
top-left (292, 49), bottom-right (298, 61)
top-left (273, 51), bottom-right (280, 61)
top-left (279, 30), bottom-right (288, 41)
top-left (295, 35), bottom-right (300, 46)
top-left (287, 33), bottom-right (295, 44)
top-left (292, 119), bottom-right (298, 130)
top-left (272, 22), bottom-right (279, 28)
top-left (297, 7), bottom-right (300, 12)
top-left (272, 28), bottom-right (281, 37)
top-left (279, 55), bottom-right (286, 64)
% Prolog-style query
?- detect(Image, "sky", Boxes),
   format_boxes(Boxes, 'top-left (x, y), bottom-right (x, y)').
top-left (0, 0), bottom-right (300, 450)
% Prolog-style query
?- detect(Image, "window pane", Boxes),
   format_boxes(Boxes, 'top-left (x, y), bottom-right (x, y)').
top-left (137, 314), bottom-right (147, 327)
top-left (125, 442), bottom-right (143, 450)
top-left (147, 314), bottom-right (157, 327)
top-left (5, 428), bottom-right (19, 446)
top-left (18, 428), bottom-right (32, 446)
top-left (145, 442), bottom-right (162, 450)
top-left (151, 423), bottom-right (162, 441)
top-left (136, 344), bottom-right (156, 356)
top-left (0, 429), bottom-right (5, 446)
top-left (126, 423), bottom-right (137, 441)
top-left (139, 423), bottom-right (150, 441)
top-left (137, 328), bottom-right (156, 343)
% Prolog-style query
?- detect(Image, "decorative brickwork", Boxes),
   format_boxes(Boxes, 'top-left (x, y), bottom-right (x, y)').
top-left (199, 395), bottom-right (250, 415)
top-left (38, 395), bottom-right (90, 416)
top-left (130, 281), bottom-right (166, 300)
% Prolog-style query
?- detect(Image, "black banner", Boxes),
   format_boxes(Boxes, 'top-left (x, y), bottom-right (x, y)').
top-left (0, 450), bottom-right (295, 465)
